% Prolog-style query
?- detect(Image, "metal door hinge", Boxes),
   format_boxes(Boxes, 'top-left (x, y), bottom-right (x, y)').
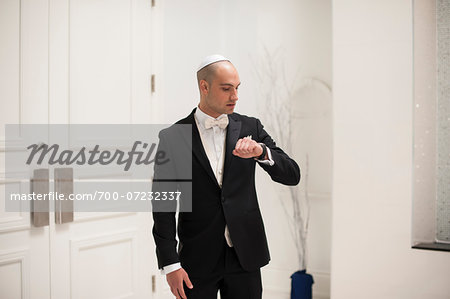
top-left (151, 74), bottom-right (156, 93)
top-left (152, 275), bottom-right (156, 292)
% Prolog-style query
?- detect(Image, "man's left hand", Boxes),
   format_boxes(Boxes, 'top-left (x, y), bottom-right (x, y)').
top-left (232, 136), bottom-right (264, 159)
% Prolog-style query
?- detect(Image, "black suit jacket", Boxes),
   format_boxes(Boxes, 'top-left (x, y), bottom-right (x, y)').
top-left (152, 108), bottom-right (300, 276)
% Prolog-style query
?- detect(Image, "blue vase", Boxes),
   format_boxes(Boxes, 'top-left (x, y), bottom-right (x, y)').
top-left (291, 270), bottom-right (314, 299)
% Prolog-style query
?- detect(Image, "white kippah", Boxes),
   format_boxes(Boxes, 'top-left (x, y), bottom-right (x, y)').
top-left (197, 54), bottom-right (230, 72)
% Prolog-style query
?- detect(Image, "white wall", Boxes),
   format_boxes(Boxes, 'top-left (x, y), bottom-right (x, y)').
top-left (160, 0), bottom-right (332, 298)
top-left (331, 1), bottom-right (450, 298)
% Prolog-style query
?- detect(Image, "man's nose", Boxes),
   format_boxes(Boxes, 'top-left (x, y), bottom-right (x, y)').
top-left (230, 89), bottom-right (238, 101)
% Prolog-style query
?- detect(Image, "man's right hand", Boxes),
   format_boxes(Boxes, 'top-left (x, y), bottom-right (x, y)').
top-left (166, 268), bottom-right (193, 299)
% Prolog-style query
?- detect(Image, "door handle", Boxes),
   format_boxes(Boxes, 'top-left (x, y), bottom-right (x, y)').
top-left (31, 169), bottom-right (49, 227)
top-left (55, 168), bottom-right (74, 224)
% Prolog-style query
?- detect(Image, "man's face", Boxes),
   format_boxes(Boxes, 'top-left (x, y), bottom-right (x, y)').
top-left (200, 62), bottom-right (241, 118)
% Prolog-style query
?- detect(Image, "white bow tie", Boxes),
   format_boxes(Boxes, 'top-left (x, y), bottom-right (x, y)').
top-left (204, 116), bottom-right (229, 129)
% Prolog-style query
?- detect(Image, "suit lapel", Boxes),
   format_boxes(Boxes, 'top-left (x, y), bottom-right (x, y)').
top-left (185, 109), bottom-right (220, 188)
top-left (223, 114), bottom-right (241, 179)
top-left (182, 109), bottom-right (241, 188)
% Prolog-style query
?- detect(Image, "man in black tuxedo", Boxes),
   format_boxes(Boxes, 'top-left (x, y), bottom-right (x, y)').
top-left (152, 55), bottom-right (300, 299)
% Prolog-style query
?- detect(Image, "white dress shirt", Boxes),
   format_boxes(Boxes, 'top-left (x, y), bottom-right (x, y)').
top-left (161, 107), bottom-right (274, 275)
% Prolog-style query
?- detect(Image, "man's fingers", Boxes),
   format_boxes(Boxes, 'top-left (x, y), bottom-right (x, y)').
top-left (167, 269), bottom-right (186, 299)
top-left (235, 138), bottom-right (248, 152)
top-left (248, 141), bottom-right (257, 153)
top-left (177, 286), bottom-right (187, 299)
top-left (166, 268), bottom-right (192, 299)
top-left (237, 139), bottom-right (258, 152)
top-left (184, 273), bottom-right (193, 289)
top-left (170, 287), bottom-right (181, 299)
top-left (241, 141), bottom-right (250, 153)
top-left (235, 138), bottom-right (242, 149)
top-left (233, 138), bottom-right (262, 158)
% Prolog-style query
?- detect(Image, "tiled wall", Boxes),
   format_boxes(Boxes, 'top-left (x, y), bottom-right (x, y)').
top-left (437, 0), bottom-right (450, 243)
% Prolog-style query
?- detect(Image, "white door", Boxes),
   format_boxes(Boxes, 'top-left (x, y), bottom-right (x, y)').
top-left (0, 0), bottom-right (164, 298)
top-left (1, 0), bottom-right (52, 297)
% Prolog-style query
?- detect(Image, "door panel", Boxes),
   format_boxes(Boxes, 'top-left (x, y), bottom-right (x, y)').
top-left (1, 0), bottom-right (157, 298)
top-left (70, 0), bottom-right (133, 124)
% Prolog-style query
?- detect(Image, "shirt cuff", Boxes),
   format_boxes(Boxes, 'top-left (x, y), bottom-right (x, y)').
top-left (160, 262), bottom-right (181, 275)
top-left (256, 146), bottom-right (275, 166)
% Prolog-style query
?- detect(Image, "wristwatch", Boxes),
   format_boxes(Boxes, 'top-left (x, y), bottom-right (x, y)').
top-left (256, 143), bottom-right (267, 160)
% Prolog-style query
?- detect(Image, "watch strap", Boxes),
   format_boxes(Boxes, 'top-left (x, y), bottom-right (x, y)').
top-left (256, 143), bottom-right (267, 160)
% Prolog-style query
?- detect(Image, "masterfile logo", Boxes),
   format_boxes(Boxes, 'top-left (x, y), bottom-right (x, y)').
top-left (26, 141), bottom-right (169, 171)
top-left (4, 124), bottom-right (192, 213)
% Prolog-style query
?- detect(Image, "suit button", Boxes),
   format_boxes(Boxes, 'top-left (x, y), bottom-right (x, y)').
top-left (221, 196), bottom-right (225, 202)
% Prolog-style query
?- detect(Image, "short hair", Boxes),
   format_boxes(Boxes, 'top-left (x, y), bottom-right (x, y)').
top-left (196, 62), bottom-right (221, 86)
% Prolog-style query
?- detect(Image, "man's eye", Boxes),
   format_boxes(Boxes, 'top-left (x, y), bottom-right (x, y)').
top-left (222, 88), bottom-right (230, 91)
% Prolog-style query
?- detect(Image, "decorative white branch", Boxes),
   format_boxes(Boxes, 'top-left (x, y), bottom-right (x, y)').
top-left (253, 46), bottom-right (317, 270)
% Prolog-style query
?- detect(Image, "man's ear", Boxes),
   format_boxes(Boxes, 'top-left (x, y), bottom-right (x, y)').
top-left (200, 80), bottom-right (209, 95)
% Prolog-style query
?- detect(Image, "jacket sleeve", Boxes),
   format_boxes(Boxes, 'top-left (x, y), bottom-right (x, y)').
top-left (255, 118), bottom-right (301, 186)
top-left (151, 131), bottom-right (179, 269)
